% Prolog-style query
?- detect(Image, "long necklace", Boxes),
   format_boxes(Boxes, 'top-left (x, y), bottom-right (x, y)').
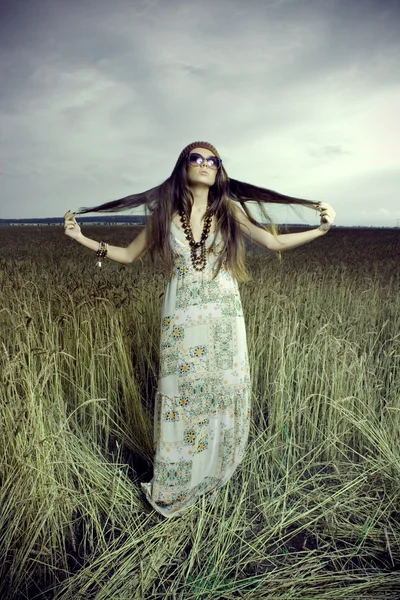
top-left (178, 204), bottom-right (213, 272)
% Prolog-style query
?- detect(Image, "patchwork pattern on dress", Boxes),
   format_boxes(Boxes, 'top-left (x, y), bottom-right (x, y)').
top-left (140, 224), bottom-right (251, 519)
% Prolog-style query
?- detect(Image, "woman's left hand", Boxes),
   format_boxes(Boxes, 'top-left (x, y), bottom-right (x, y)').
top-left (318, 202), bottom-right (336, 232)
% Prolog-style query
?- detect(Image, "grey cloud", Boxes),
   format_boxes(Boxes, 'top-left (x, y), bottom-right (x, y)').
top-left (307, 145), bottom-right (352, 159)
top-left (0, 0), bottom-right (399, 221)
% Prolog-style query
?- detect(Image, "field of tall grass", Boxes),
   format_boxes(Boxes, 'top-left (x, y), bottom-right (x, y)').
top-left (1, 225), bottom-right (400, 599)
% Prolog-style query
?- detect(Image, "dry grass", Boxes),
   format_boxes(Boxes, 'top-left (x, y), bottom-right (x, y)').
top-left (0, 225), bottom-right (399, 599)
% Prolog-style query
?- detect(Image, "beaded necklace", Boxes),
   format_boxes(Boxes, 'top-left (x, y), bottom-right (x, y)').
top-left (178, 203), bottom-right (213, 272)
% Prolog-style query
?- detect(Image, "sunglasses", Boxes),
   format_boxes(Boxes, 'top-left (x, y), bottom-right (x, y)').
top-left (187, 152), bottom-right (222, 170)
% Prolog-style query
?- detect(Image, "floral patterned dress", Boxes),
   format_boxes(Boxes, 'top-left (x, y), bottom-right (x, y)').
top-left (140, 221), bottom-right (251, 518)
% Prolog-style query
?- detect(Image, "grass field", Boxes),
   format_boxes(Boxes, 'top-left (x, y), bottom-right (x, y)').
top-left (1, 225), bottom-right (400, 599)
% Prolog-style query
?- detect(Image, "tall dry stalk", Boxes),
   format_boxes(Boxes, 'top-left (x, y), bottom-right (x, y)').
top-left (0, 226), bottom-right (399, 599)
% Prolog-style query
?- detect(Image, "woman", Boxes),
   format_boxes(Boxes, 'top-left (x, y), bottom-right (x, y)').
top-left (64, 141), bottom-right (336, 518)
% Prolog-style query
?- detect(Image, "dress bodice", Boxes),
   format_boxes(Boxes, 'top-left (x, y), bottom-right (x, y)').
top-left (170, 221), bottom-right (227, 281)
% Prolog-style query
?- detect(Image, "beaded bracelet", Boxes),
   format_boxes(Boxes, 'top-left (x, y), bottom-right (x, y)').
top-left (96, 241), bottom-right (108, 267)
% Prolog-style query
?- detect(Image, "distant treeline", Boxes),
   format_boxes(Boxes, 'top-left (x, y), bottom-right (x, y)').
top-left (0, 216), bottom-right (147, 226)
top-left (0, 218), bottom-right (397, 229)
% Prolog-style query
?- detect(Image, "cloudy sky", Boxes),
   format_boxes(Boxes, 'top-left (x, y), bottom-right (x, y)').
top-left (1, 0), bottom-right (399, 226)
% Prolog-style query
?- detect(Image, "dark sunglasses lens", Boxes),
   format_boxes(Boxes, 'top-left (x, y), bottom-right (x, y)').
top-left (207, 157), bottom-right (220, 169)
top-left (188, 153), bottom-right (203, 166)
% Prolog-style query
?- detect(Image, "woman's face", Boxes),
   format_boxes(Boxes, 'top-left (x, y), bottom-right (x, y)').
top-left (186, 147), bottom-right (218, 187)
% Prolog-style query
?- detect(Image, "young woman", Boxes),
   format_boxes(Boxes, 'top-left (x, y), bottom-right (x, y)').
top-left (64, 140), bottom-right (336, 518)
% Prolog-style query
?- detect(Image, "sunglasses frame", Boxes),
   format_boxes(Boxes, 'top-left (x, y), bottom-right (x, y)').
top-left (186, 152), bottom-right (222, 170)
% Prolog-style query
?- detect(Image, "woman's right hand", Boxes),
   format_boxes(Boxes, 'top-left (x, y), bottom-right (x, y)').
top-left (63, 210), bottom-right (82, 240)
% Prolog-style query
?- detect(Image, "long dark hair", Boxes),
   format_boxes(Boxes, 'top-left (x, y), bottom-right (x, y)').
top-left (76, 145), bottom-right (318, 281)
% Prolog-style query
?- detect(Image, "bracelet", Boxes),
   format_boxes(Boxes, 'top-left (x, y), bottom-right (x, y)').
top-left (96, 241), bottom-right (108, 267)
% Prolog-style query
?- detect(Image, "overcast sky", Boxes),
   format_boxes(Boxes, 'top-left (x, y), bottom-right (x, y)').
top-left (1, 0), bottom-right (399, 226)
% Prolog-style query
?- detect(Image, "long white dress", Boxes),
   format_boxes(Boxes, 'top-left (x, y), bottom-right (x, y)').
top-left (140, 221), bottom-right (251, 517)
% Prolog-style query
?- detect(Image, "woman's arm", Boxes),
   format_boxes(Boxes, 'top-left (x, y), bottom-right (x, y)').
top-left (63, 211), bottom-right (149, 264)
top-left (233, 203), bottom-right (335, 252)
